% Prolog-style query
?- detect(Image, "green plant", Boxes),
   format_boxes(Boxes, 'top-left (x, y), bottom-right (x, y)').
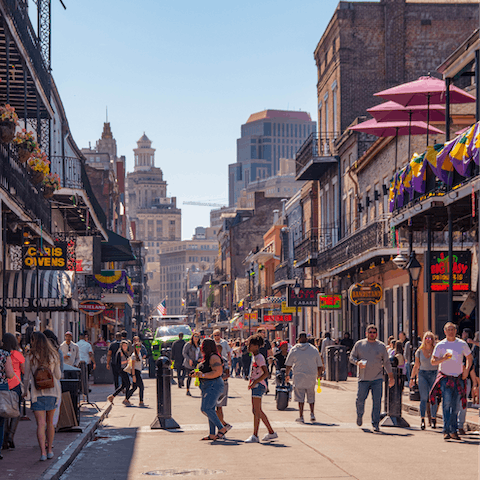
top-left (13, 129), bottom-right (37, 151)
top-left (0, 104), bottom-right (18, 125)
top-left (42, 172), bottom-right (61, 190)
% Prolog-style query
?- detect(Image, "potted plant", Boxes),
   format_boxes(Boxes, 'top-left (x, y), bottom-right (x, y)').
top-left (42, 172), bottom-right (61, 199)
top-left (27, 149), bottom-right (50, 185)
top-left (13, 130), bottom-right (37, 163)
top-left (0, 104), bottom-right (19, 143)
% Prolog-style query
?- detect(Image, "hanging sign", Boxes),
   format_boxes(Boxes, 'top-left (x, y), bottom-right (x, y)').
top-left (23, 242), bottom-right (67, 270)
top-left (430, 251), bottom-right (471, 292)
top-left (281, 301), bottom-right (302, 314)
top-left (264, 314), bottom-right (292, 322)
top-left (244, 312), bottom-right (258, 321)
top-left (349, 283), bottom-right (382, 305)
top-left (79, 300), bottom-right (106, 315)
top-left (287, 287), bottom-right (320, 307)
top-left (318, 294), bottom-right (342, 310)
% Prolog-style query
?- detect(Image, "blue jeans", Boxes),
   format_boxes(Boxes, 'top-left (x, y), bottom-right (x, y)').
top-left (405, 362), bottom-right (411, 384)
top-left (356, 379), bottom-right (383, 428)
top-left (418, 370), bottom-right (438, 419)
top-left (0, 383), bottom-right (8, 449)
top-left (457, 378), bottom-right (471, 430)
top-left (440, 376), bottom-right (462, 434)
top-left (200, 377), bottom-right (225, 435)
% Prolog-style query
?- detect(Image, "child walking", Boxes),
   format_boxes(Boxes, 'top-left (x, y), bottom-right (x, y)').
top-left (245, 334), bottom-right (277, 443)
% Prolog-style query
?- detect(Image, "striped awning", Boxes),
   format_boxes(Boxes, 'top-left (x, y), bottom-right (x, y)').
top-left (0, 270), bottom-right (78, 311)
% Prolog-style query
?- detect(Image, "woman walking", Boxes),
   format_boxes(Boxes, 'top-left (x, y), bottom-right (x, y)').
top-left (2, 333), bottom-right (24, 450)
top-left (125, 341), bottom-right (145, 406)
top-left (191, 338), bottom-right (229, 441)
top-left (410, 331), bottom-right (438, 429)
top-left (24, 331), bottom-right (62, 461)
top-left (107, 341), bottom-right (131, 405)
top-left (183, 332), bottom-right (201, 396)
top-left (0, 342), bottom-right (15, 459)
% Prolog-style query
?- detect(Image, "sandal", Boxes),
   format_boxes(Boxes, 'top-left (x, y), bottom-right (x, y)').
top-left (200, 435), bottom-right (216, 441)
top-left (216, 431), bottom-right (226, 440)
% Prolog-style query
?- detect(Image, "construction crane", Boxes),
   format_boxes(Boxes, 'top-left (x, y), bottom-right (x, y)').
top-left (183, 201), bottom-right (227, 207)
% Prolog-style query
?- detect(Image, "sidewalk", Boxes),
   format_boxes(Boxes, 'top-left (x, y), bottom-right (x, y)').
top-left (2, 384), bottom-right (112, 480)
top-left (322, 376), bottom-right (480, 431)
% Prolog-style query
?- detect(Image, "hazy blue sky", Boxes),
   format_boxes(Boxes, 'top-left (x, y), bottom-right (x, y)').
top-left (44, 0), bottom-right (371, 239)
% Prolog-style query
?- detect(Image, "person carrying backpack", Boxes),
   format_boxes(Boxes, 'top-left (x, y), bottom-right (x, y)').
top-left (23, 331), bottom-right (62, 461)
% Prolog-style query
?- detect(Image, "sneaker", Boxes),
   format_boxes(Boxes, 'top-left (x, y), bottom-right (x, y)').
top-left (310, 413), bottom-right (316, 422)
top-left (261, 432), bottom-right (278, 442)
top-left (40, 455), bottom-right (47, 461)
top-left (107, 395), bottom-right (114, 403)
top-left (444, 433), bottom-right (451, 440)
top-left (356, 415), bottom-right (363, 427)
top-left (186, 391), bottom-right (192, 396)
top-left (123, 399), bottom-right (131, 406)
top-left (450, 432), bottom-right (461, 440)
top-left (244, 434), bottom-right (260, 443)
top-left (139, 402), bottom-right (145, 407)
top-left (47, 452), bottom-right (54, 459)
top-left (458, 428), bottom-right (466, 435)
top-left (295, 417), bottom-right (304, 423)
top-left (372, 424), bottom-right (380, 433)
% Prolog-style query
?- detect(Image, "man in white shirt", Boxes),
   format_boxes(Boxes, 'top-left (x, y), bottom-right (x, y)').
top-left (213, 329), bottom-right (231, 366)
top-left (59, 331), bottom-right (80, 367)
top-left (431, 322), bottom-right (472, 440)
top-left (77, 332), bottom-right (96, 373)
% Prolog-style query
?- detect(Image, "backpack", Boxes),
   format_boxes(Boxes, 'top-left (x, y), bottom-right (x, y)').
top-left (34, 365), bottom-right (54, 390)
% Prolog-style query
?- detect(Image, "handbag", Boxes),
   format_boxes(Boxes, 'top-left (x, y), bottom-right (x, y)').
top-left (0, 389), bottom-right (20, 418)
top-left (123, 358), bottom-right (133, 375)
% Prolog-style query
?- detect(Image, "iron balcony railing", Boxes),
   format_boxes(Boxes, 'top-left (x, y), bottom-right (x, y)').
top-left (0, 143), bottom-right (51, 230)
top-left (50, 156), bottom-right (83, 190)
top-left (4, 0), bottom-right (51, 97)
top-left (274, 262), bottom-right (291, 284)
top-left (295, 132), bottom-right (338, 176)
top-left (294, 230), bottom-right (318, 264)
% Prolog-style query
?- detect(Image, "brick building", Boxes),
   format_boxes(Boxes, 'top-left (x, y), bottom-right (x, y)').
top-left (316, 0), bottom-right (479, 142)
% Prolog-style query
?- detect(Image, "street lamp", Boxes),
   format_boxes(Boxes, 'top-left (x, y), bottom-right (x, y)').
top-left (406, 251), bottom-right (422, 349)
top-left (294, 278), bottom-right (301, 340)
top-left (248, 304), bottom-right (252, 337)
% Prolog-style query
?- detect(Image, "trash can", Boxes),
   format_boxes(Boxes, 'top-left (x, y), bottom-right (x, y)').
top-left (325, 345), bottom-right (348, 381)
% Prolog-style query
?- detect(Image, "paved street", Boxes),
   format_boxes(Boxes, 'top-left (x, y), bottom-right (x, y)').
top-left (59, 375), bottom-right (479, 480)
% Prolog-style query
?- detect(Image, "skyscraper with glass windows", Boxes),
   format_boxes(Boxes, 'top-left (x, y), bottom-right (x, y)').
top-left (228, 110), bottom-right (316, 206)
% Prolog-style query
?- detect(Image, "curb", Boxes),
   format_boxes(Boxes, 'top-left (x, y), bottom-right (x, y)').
top-left (38, 402), bottom-right (113, 480)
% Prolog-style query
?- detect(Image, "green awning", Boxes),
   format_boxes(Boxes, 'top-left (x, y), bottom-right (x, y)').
top-left (101, 230), bottom-right (136, 262)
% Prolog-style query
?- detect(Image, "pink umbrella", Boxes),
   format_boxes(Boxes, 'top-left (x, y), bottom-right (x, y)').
top-left (367, 101), bottom-right (445, 123)
top-left (374, 76), bottom-right (476, 107)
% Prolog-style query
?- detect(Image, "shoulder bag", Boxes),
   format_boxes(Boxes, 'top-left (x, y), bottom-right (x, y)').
top-left (0, 388), bottom-right (20, 418)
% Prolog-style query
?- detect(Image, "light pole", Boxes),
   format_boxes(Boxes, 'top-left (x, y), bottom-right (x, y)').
top-left (248, 304), bottom-right (252, 337)
top-left (406, 251), bottom-right (422, 350)
top-left (294, 278), bottom-right (301, 340)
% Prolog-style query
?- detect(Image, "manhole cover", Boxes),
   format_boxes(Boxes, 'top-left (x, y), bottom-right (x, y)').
top-left (143, 469), bottom-right (225, 476)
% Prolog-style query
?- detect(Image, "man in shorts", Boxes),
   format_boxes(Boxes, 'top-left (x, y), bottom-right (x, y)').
top-left (285, 332), bottom-right (324, 423)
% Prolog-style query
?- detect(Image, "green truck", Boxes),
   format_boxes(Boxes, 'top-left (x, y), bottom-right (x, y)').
top-left (151, 324), bottom-right (193, 361)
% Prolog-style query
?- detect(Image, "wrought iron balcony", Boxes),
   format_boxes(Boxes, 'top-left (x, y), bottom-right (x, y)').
top-left (274, 262), bottom-right (291, 283)
top-left (0, 143), bottom-right (51, 230)
top-left (295, 132), bottom-right (339, 181)
top-left (50, 156), bottom-right (83, 190)
top-left (316, 221), bottom-right (391, 272)
top-left (294, 230), bottom-right (318, 267)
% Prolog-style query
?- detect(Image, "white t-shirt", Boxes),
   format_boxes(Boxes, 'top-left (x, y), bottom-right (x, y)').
top-left (77, 339), bottom-right (93, 364)
top-left (433, 337), bottom-right (471, 377)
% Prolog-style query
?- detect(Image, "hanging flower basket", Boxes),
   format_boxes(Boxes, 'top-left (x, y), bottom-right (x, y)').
top-left (13, 130), bottom-right (37, 163)
top-left (18, 146), bottom-right (33, 163)
top-left (43, 185), bottom-right (55, 199)
top-left (0, 105), bottom-right (18, 144)
top-left (30, 170), bottom-right (44, 185)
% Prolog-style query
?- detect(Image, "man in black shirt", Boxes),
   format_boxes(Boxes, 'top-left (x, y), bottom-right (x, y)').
top-left (257, 327), bottom-right (273, 393)
top-left (172, 333), bottom-right (186, 388)
top-left (106, 332), bottom-right (122, 390)
top-left (274, 341), bottom-right (289, 370)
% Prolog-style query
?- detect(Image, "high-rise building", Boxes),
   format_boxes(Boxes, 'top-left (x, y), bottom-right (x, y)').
top-left (228, 110), bottom-right (316, 206)
top-left (126, 134), bottom-right (181, 308)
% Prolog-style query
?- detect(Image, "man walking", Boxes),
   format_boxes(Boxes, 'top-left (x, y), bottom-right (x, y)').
top-left (213, 329), bottom-right (231, 366)
top-left (285, 332), bottom-right (324, 423)
top-left (320, 332), bottom-right (335, 366)
top-left (350, 324), bottom-right (394, 432)
top-left (431, 322), bottom-right (472, 440)
top-left (59, 331), bottom-right (80, 367)
top-left (172, 333), bottom-right (186, 388)
top-left (106, 332), bottom-right (122, 389)
top-left (257, 327), bottom-right (273, 393)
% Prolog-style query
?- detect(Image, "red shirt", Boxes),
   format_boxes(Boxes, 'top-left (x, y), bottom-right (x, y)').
top-left (8, 350), bottom-right (25, 389)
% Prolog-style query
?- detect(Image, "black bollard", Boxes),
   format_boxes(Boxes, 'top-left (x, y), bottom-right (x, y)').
top-left (150, 357), bottom-right (180, 429)
top-left (380, 366), bottom-right (410, 428)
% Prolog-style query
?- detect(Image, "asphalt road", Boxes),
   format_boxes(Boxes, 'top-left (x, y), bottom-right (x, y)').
top-left (59, 375), bottom-right (479, 480)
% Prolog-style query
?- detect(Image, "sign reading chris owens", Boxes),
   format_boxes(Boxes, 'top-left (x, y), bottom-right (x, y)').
top-left (348, 283), bottom-right (383, 305)
top-left (22, 242), bottom-right (67, 270)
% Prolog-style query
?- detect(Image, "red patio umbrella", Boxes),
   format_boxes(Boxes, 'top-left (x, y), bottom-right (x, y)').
top-left (374, 76), bottom-right (475, 145)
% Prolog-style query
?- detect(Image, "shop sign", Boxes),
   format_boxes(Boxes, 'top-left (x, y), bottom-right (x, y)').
top-left (281, 301), bottom-right (302, 314)
top-left (318, 294), bottom-right (342, 310)
top-left (244, 312), bottom-right (258, 321)
top-left (349, 283), bottom-right (382, 305)
top-left (287, 287), bottom-right (320, 307)
top-left (0, 297), bottom-right (73, 311)
top-left (23, 242), bottom-right (67, 270)
top-left (264, 314), bottom-right (292, 322)
top-left (79, 300), bottom-right (106, 315)
top-left (430, 251), bottom-right (471, 292)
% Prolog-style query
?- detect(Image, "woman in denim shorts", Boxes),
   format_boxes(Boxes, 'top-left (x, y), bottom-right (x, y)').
top-left (245, 334), bottom-right (277, 444)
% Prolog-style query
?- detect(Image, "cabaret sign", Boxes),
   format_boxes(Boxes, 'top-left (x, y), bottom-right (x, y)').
top-left (349, 283), bottom-right (382, 305)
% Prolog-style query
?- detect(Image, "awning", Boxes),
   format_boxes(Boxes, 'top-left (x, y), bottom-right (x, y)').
top-left (101, 230), bottom-right (136, 262)
top-left (0, 270), bottom-right (78, 311)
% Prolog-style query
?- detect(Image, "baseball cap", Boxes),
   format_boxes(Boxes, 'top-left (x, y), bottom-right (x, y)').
top-left (65, 331), bottom-right (73, 336)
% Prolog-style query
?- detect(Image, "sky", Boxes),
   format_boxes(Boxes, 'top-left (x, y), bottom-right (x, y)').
top-left (40, 0), bottom-right (373, 239)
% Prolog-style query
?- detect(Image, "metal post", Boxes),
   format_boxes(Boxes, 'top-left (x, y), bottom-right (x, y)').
top-left (476, 50), bottom-right (480, 123)
top-left (295, 302), bottom-right (298, 341)
top-left (150, 357), bottom-right (180, 429)
top-left (448, 206), bottom-right (453, 325)
top-left (445, 78), bottom-right (451, 142)
top-left (408, 224), bottom-right (413, 342)
top-left (413, 282), bottom-right (418, 350)
top-left (36, 235), bottom-right (40, 330)
top-left (1, 208), bottom-right (6, 336)
top-left (426, 216), bottom-right (432, 333)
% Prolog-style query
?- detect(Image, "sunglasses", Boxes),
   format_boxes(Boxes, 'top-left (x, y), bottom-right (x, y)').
top-left (368, 331), bottom-right (377, 334)
top-left (213, 334), bottom-right (220, 337)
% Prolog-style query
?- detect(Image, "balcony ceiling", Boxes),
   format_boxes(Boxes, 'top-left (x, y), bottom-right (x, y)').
top-left (295, 156), bottom-right (338, 181)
